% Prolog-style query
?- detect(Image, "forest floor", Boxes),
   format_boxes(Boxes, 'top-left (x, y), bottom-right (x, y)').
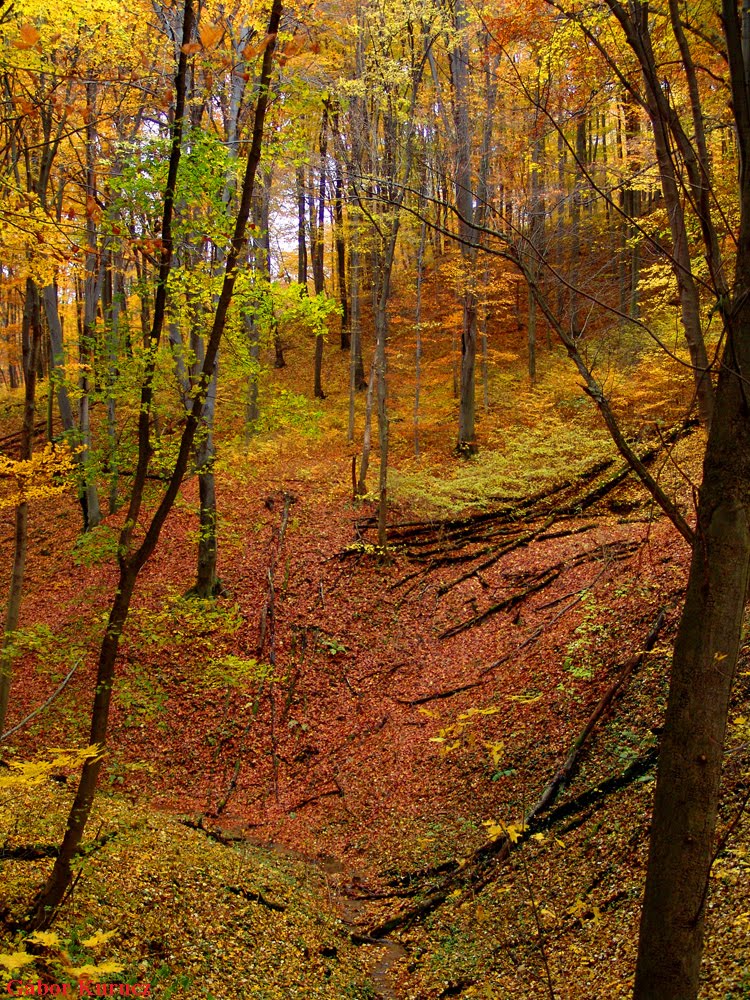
top-left (2, 295), bottom-right (750, 998)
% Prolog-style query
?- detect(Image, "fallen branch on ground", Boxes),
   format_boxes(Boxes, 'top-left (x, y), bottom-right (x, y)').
top-left (365, 612), bottom-right (665, 937)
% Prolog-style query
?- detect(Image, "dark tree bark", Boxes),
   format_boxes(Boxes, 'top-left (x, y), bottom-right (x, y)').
top-left (0, 279), bottom-right (42, 736)
top-left (296, 164), bottom-right (307, 288)
top-left (628, 1), bottom-right (750, 995)
top-left (451, 0), bottom-right (478, 454)
top-left (332, 107), bottom-right (350, 349)
top-left (312, 102), bottom-right (329, 399)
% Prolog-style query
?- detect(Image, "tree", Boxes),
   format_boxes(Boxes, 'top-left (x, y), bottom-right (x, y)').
top-left (27, 0), bottom-right (283, 928)
top-left (484, 0), bottom-right (748, 992)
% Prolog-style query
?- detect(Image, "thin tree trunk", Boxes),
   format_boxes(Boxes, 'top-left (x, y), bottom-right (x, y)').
top-left (42, 283), bottom-right (75, 433)
top-left (312, 104), bottom-right (328, 399)
top-left (348, 217), bottom-right (361, 443)
top-left (374, 288), bottom-right (388, 548)
top-left (333, 109), bottom-right (350, 350)
top-left (414, 217), bottom-right (426, 456)
top-left (451, 0), bottom-right (478, 454)
top-left (296, 164), bottom-right (307, 288)
top-left (191, 329), bottom-right (219, 598)
top-left (0, 279), bottom-right (42, 736)
top-left (27, 0), bottom-right (282, 927)
top-left (356, 359), bottom-right (376, 496)
top-left (80, 78), bottom-right (103, 530)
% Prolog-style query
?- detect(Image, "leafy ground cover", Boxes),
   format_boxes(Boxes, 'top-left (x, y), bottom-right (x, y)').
top-left (1, 326), bottom-right (749, 998)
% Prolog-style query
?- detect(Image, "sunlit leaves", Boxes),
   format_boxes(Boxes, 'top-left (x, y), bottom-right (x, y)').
top-left (64, 961), bottom-right (125, 979)
top-left (482, 818), bottom-right (525, 843)
top-left (0, 442), bottom-right (79, 509)
top-left (198, 23), bottom-right (224, 50)
top-left (81, 930), bottom-right (117, 949)
top-left (0, 745), bottom-right (104, 789)
top-left (0, 952), bottom-right (36, 972)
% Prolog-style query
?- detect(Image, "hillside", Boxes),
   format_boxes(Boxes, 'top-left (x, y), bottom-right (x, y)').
top-left (2, 337), bottom-right (750, 998)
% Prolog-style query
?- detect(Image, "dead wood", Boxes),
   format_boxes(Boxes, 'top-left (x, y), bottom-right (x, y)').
top-left (365, 612), bottom-right (665, 937)
top-left (350, 422), bottom-right (695, 598)
top-left (393, 680), bottom-right (483, 706)
top-left (439, 539), bottom-right (639, 641)
top-left (1, 661), bottom-right (79, 742)
top-left (439, 567), bottom-right (561, 639)
top-left (224, 883), bottom-right (287, 912)
top-left (290, 787), bottom-right (343, 812)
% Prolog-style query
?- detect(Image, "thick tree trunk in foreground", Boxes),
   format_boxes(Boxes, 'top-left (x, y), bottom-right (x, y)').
top-left (633, 310), bottom-right (750, 997)
top-left (633, 3), bottom-right (750, 988)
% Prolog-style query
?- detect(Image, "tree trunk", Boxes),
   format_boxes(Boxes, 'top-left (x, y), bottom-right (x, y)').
top-left (356, 359), bottom-right (376, 497)
top-left (451, 0), bottom-right (478, 454)
top-left (194, 432), bottom-right (218, 597)
top-left (27, 0), bottom-right (282, 926)
top-left (80, 78), bottom-right (103, 530)
top-left (192, 333), bottom-right (219, 597)
top-left (312, 104), bottom-right (328, 399)
top-left (0, 279), bottom-right (42, 737)
top-left (374, 289), bottom-right (389, 547)
top-left (42, 283), bottom-right (75, 434)
top-left (632, 0), bottom-right (750, 990)
top-left (633, 306), bottom-right (750, 998)
top-left (333, 111), bottom-right (350, 350)
top-left (296, 164), bottom-right (308, 288)
top-left (414, 217), bottom-right (426, 456)
top-left (348, 215), bottom-right (362, 443)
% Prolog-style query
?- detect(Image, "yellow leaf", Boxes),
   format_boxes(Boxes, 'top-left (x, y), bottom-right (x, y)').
top-left (484, 823), bottom-right (504, 840)
top-left (531, 832), bottom-right (545, 841)
top-left (198, 23), bottom-right (223, 48)
top-left (0, 952), bottom-right (36, 972)
top-left (505, 823), bottom-right (524, 844)
top-left (483, 740), bottom-right (504, 766)
top-left (243, 32), bottom-right (276, 60)
top-left (567, 898), bottom-right (588, 918)
top-left (505, 691), bottom-right (543, 704)
top-left (417, 707), bottom-right (438, 718)
top-left (65, 961), bottom-right (124, 979)
top-left (27, 931), bottom-right (61, 948)
top-left (81, 930), bottom-right (116, 949)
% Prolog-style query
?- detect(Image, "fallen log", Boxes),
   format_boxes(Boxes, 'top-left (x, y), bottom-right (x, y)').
top-left (365, 612), bottom-right (666, 937)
